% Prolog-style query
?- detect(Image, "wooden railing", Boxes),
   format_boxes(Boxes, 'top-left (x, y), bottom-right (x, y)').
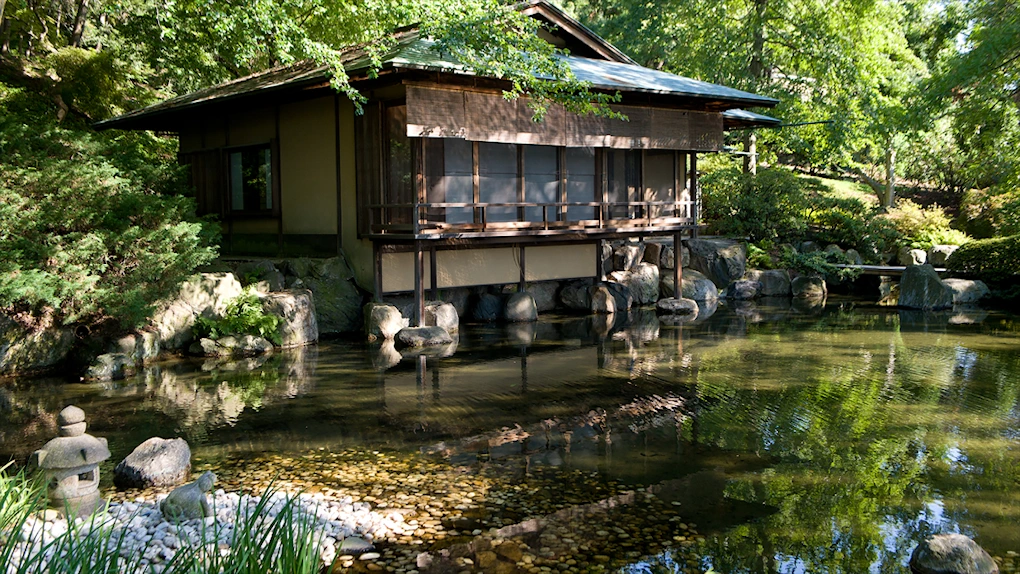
top-left (367, 199), bottom-right (699, 237)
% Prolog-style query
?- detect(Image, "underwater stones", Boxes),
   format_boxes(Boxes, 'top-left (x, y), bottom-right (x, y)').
top-left (792, 276), bottom-right (827, 299)
top-left (909, 534), bottom-right (998, 574)
top-left (365, 303), bottom-right (407, 341)
top-left (114, 437), bottom-right (192, 489)
top-left (898, 265), bottom-right (953, 310)
top-left (160, 471), bottom-right (216, 522)
top-left (396, 326), bottom-right (454, 347)
top-left (262, 289), bottom-right (318, 348)
top-left (504, 293), bottom-right (538, 322)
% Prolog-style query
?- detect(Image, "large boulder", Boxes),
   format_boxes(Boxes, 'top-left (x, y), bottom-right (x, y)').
top-left (898, 246), bottom-right (928, 266)
top-left (437, 288), bottom-right (471, 318)
top-left (606, 281), bottom-right (634, 311)
top-left (396, 326), bottom-right (454, 347)
top-left (591, 284), bottom-right (616, 314)
top-left (526, 282), bottom-right (560, 312)
top-left (425, 301), bottom-right (460, 332)
top-left (365, 303), bottom-right (407, 341)
top-left (642, 242), bottom-right (663, 267)
top-left (898, 265), bottom-right (953, 310)
top-left (504, 292), bottom-right (538, 322)
top-left (942, 278), bottom-right (990, 304)
top-left (658, 244), bottom-right (690, 270)
top-left (628, 263), bottom-right (660, 305)
top-left (114, 437), bottom-right (192, 489)
top-left (0, 316), bottom-right (75, 375)
top-left (660, 269), bottom-right (719, 302)
top-left (928, 245), bottom-right (959, 267)
top-left (109, 331), bottom-right (160, 365)
top-left (746, 269), bottom-right (792, 297)
top-left (472, 293), bottom-right (504, 322)
top-left (686, 238), bottom-right (747, 288)
top-left (559, 281), bottom-right (592, 311)
top-left (84, 353), bottom-right (135, 381)
top-left (845, 249), bottom-right (864, 266)
top-left (235, 260), bottom-right (285, 293)
top-left (726, 279), bottom-right (762, 300)
top-left (909, 534), bottom-right (998, 574)
top-left (262, 289), bottom-right (318, 347)
top-left (151, 273), bottom-right (245, 349)
top-left (792, 276), bottom-right (827, 299)
top-left (303, 277), bottom-right (363, 335)
top-left (613, 244), bottom-right (645, 271)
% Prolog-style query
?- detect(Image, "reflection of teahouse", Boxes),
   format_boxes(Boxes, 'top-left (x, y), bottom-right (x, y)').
top-left (32, 405), bottom-right (111, 518)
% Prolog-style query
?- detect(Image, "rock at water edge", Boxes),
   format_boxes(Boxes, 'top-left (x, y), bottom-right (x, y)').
top-left (660, 269), bottom-right (719, 302)
top-left (942, 278), bottom-right (989, 305)
top-left (262, 289), bottom-right (318, 347)
top-left (365, 303), bottom-right (407, 341)
top-left (472, 293), bottom-right (503, 322)
top-left (560, 281), bottom-right (592, 311)
top-left (686, 238), bottom-right (747, 288)
top-left (726, 279), bottom-right (762, 300)
top-left (656, 298), bottom-right (699, 318)
top-left (591, 285), bottom-right (616, 314)
top-left (746, 269), bottom-right (792, 297)
top-left (898, 265), bottom-right (953, 310)
top-left (396, 326), bottom-right (454, 347)
top-left (114, 437), bottom-right (192, 489)
top-left (898, 246), bottom-right (928, 266)
top-left (908, 533), bottom-right (998, 574)
top-left (504, 292), bottom-right (538, 322)
top-left (792, 276), bottom-right (827, 299)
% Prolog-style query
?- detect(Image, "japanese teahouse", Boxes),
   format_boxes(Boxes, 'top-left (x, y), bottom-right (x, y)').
top-left (97, 0), bottom-right (779, 325)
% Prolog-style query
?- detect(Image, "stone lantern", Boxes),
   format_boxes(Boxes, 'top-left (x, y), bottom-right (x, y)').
top-left (32, 405), bottom-right (111, 518)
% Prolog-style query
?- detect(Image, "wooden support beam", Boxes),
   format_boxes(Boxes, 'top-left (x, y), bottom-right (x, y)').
top-left (373, 243), bottom-right (383, 302)
top-left (430, 245), bottom-right (438, 300)
top-left (414, 240), bottom-right (425, 327)
top-left (673, 231), bottom-right (683, 300)
top-left (596, 239), bottom-right (605, 282)
top-left (690, 153), bottom-right (699, 238)
top-left (519, 245), bottom-right (526, 292)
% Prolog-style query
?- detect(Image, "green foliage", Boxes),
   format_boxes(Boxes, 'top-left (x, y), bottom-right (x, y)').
top-left (946, 234), bottom-right (1020, 281)
top-left (878, 199), bottom-right (970, 250)
top-left (194, 288), bottom-right (281, 345)
top-left (778, 246), bottom-right (860, 282)
top-left (0, 86), bottom-right (219, 330)
top-left (701, 167), bottom-right (808, 243)
top-left (803, 194), bottom-right (898, 261)
top-left (746, 242), bottom-right (776, 269)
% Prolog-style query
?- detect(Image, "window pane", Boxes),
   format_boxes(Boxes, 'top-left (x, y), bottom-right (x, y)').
top-left (606, 149), bottom-right (640, 219)
top-left (523, 145), bottom-right (558, 223)
top-left (565, 147), bottom-right (595, 221)
top-left (644, 150), bottom-right (674, 218)
top-left (444, 139), bottom-right (473, 224)
top-left (229, 146), bottom-right (272, 212)
top-left (386, 105), bottom-right (412, 224)
top-left (478, 142), bottom-right (517, 223)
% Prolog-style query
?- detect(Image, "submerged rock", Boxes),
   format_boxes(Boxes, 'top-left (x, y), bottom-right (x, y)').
top-left (114, 437), bottom-right (192, 489)
top-left (396, 326), bottom-right (454, 347)
top-left (909, 534), bottom-right (998, 574)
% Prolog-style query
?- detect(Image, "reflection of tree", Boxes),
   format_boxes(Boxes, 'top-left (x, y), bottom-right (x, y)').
top-left (667, 311), bottom-right (1020, 572)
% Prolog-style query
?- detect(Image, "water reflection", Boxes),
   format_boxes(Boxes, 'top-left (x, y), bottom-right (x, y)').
top-left (2, 299), bottom-right (1020, 570)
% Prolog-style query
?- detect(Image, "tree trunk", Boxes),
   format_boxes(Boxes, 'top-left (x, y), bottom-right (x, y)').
top-left (69, 0), bottom-right (90, 48)
top-left (749, 0), bottom-right (766, 85)
top-left (742, 131), bottom-right (757, 175)
top-left (0, 0), bottom-right (7, 26)
top-left (884, 137), bottom-right (896, 208)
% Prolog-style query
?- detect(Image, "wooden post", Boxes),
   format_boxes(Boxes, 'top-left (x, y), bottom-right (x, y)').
top-left (519, 245), bottom-right (526, 292)
top-left (414, 241), bottom-right (424, 327)
top-left (596, 239), bottom-right (605, 282)
top-left (673, 231), bottom-right (683, 300)
top-left (373, 243), bottom-right (383, 302)
top-left (430, 246), bottom-right (438, 301)
top-left (689, 153), bottom-right (699, 238)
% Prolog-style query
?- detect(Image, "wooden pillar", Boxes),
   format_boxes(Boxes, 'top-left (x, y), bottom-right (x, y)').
top-left (373, 243), bottom-right (383, 302)
top-left (519, 245), bottom-right (526, 292)
top-left (596, 239), bottom-right (605, 282)
top-left (690, 153), bottom-right (699, 238)
top-left (674, 231), bottom-right (683, 300)
top-left (414, 241), bottom-right (424, 327)
top-left (430, 246), bottom-right (438, 301)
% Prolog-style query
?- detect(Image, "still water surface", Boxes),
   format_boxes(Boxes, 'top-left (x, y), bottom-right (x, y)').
top-left (2, 298), bottom-right (1019, 573)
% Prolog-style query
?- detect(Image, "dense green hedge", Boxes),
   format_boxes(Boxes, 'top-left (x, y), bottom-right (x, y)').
top-left (701, 167), bottom-right (808, 242)
top-left (946, 234), bottom-right (1020, 281)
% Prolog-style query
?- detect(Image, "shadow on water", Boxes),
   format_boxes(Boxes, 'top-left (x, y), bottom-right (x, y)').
top-left (3, 297), bottom-right (1020, 572)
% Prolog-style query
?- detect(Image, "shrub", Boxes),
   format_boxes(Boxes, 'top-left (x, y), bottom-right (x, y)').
top-left (946, 234), bottom-right (1020, 281)
top-left (879, 199), bottom-right (970, 250)
top-left (701, 167), bottom-right (808, 243)
top-left (778, 246), bottom-right (861, 282)
top-left (804, 195), bottom-right (898, 262)
top-left (0, 84), bottom-right (218, 330)
top-left (194, 288), bottom-right (281, 344)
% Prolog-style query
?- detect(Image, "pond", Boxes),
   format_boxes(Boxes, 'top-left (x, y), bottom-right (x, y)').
top-left (2, 298), bottom-right (1019, 573)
